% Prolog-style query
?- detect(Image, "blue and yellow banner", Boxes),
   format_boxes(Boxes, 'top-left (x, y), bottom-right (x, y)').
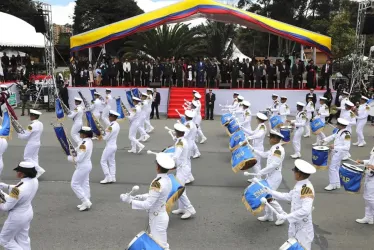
top-left (116, 98), bottom-right (125, 120)
top-left (55, 98), bottom-right (65, 121)
top-left (131, 88), bottom-right (141, 99)
top-left (53, 125), bottom-right (71, 156)
top-left (126, 90), bottom-right (135, 108)
top-left (70, 0), bottom-right (331, 55)
top-left (0, 110), bottom-right (11, 139)
top-left (86, 111), bottom-right (102, 138)
top-left (229, 130), bottom-right (246, 152)
top-left (242, 180), bottom-right (272, 215)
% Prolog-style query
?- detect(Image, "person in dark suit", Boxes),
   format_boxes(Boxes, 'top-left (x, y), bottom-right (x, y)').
top-left (131, 59), bottom-right (141, 86)
top-left (196, 58), bottom-right (206, 87)
top-left (242, 58), bottom-right (252, 88)
top-left (305, 88), bottom-right (317, 105)
top-left (320, 59), bottom-right (332, 90)
top-left (291, 58), bottom-right (304, 88)
top-left (279, 61), bottom-right (289, 89)
top-left (267, 60), bottom-right (276, 88)
top-left (306, 60), bottom-right (318, 89)
top-left (151, 88), bottom-right (161, 119)
top-left (206, 89), bottom-right (215, 120)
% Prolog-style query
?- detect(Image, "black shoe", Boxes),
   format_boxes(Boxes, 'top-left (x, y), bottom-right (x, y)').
top-left (210, 118), bottom-right (214, 120)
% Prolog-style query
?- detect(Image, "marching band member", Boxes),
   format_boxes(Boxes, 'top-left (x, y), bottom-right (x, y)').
top-left (337, 91), bottom-right (350, 118)
top-left (184, 110), bottom-right (198, 182)
top-left (266, 94), bottom-right (280, 136)
top-left (102, 89), bottom-right (114, 127)
top-left (238, 101), bottom-right (252, 134)
top-left (268, 159), bottom-right (316, 250)
top-left (90, 92), bottom-right (105, 121)
top-left (0, 162), bottom-right (39, 249)
top-left (100, 110), bottom-right (121, 184)
top-left (169, 123), bottom-right (197, 219)
top-left (341, 101), bottom-right (356, 160)
top-left (254, 130), bottom-right (286, 226)
top-left (354, 96), bottom-right (370, 147)
top-left (120, 152), bottom-right (174, 249)
top-left (128, 97), bottom-right (145, 154)
top-left (67, 126), bottom-right (93, 211)
top-left (288, 102), bottom-right (307, 159)
top-left (279, 96), bottom-right (290, 123)
top-left (312, 97), bottom-right (329, 146)
top-left (321, 118), bottom-right (351, 191)
top-left (137, 93), bottom-right (150, 142)
top-left (17, 109), bottom-right (46, 178)
top-left (193, 92), bottom-right (207, 144)
top-left (224, 92), bottom-right (239, 110)
top-left (245, 113), bottom-right (268, 175)
top-left (67, 97), bottom-right (84, 145)
top-left (304, 95), bottom-right (315, 138)
top-left (356, 147), bottom-right (374, 224)
top-left (145, 88), bottom-right (155, 133)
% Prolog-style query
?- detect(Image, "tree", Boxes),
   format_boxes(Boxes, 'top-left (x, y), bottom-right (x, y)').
top-left (58, 33), bottom-right (71, 46)
top-left (0, 0), bottom-right (37, 25)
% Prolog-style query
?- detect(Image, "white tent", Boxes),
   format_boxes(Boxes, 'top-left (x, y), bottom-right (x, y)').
top-left (0, 12), bottom-right (45, 48)
top-left (230, 43), bottom-right (251, 62)
top-left (0, 49), bottom-right (26, 57)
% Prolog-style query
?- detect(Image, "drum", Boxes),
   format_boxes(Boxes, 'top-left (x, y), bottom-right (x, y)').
top-left (259, 110), bottom-right (269, 117)
top-left (127, 231), bottom-right (163, 250)
top-left (166, 174), bottom-right (185, 213)
top-left (270, 115), bottom-right (283, 129)
top-left (162, 146), bottom-right (175, 156)
top-left (339, 163), bottom-right (364, 193)
top-left (332, 127), bottom-right (339, 134)
top-left (226, 119), bottom-right (240, 136)
top-left (310, 118), bottom-right (324, 135)
top-left (180, 115), bottom-right (186, 124)
top-left (312, 146), bottom-right (329, 170)
top-left (231, 146), bottom-right (257, 173)
top-left (279, 238), bottom-right (305, 250)
top-left (221, 113), bottom-right (233, 126)
top-left (229, 130), bottom-right (246, 152)
top-left (280, 126), bottom-right (292, 143)
top-left (242, 179), bottom-right (272, 215)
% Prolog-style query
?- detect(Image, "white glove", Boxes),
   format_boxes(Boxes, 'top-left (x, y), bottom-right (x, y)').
top-left (0, 182), bottom-right (8, 190)
top-left (67, 156), bottom-right (74, 163)
top-left (276, 213), bottom-right (288, 221)
top-left (120, 194), bottom-right (132, 204)
top-left (92, 137), bottom-right (98, 141)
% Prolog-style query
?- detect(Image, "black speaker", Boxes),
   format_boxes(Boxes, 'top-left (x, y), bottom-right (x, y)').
top-left (361, 12), bottom-right (374, 35)
top-left (33, 9), bottom-right (46, 34)
top-left (149, 82), bottom-right (162, 88)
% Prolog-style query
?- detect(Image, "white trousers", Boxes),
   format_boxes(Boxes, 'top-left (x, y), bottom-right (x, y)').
top-left (144, 111), bottom-right (153, 130)
top-left (196, 124), bottom-right (205, 140)
top-left (252, 146), bottom-right (264, 174)
top-left (129, 122), bottom-right (143, 151)
top-left (0, 210), bottom-right (33, 250)
top-left (288, 222), bottom-right (314, 250)
top-left (71, 122), bottom-right (82, 145)
top-left (0, 138), bottom-right (8, 176)
top-left (191, 140), bottom-right (200, 156)
top-left (187, 143), bottom-right (194, 180)
top-left (264, 172), bottom-right (284, 218)
top-left (176, 166), bottom-right (194, 212)
top-left (292, 127), bottom-right (304, 155)
top-left (149, 212), bottom-right (169, 249)
top-left (100, 145), bottom-right (117, 178)
top-left (71, 164), bottom-right (92, 203)
top-left (137, 116), bottom-right (148, 137)
top-left (23, 143), bottom-right (44, 173)
top-left (316, 132), bottom-right (326, 144)
top-left (356, 119), bottom-right (366, 144)
top-left (304, 116), bottom-right (312, 136)
top-left (364, 199), bottom-right (374, 219)
top-left (329, 151), bottom-right (343, 185)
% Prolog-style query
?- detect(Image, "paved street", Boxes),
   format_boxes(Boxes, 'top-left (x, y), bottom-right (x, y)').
top-left (1, 111), bottom-right (373, 250)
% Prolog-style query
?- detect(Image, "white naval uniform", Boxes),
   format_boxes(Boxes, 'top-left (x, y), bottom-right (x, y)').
top-left (338, 97), bottom-right (349, 118)
top-left (185, 120), bottom-right (198, 179)
top-left (128, 105), bottom-right (144, 151)
top-left (233, 106), bottom-right (245, 124)
top-left (314, 103), bottom-right (329, 144)
top-left (194, 100), bottom-right (206, 141)
top-left (279, 103), bottom-right (290, 123)
top-left (356, 103), bottom-right (370, 145)
top-left (132, 174), bottom-right (172, 249)
top-left (226, 98), bottom-right (239, 110)
top-left (137, 101), bottom-right (149, 139)
top-left (238, 108), bottom-right (252, 134)
top-left (255, 143), bottom-right (285, 219)
top-left (267, 100), bottom-right (280, 132)
top-left (304, 101), bottom-right (315, 136)
top-left (0, 138), bottom-right (8, 176)
top-left (271, 179), bottom-right (315, 250)
top-left (18, 120), bottom-right (44, 174)
top-left (90, 98), bottom-right (105, 121)
top-left (68, 138), bottom-right (93, 204)
top-left (144, 95), bottom-right (154, 132)
top-left (67, 105), bottom-right (84, 145)
top-left (172, 137), bottom-right (195, 213)
top-left (340, 110), bottom-right (356, 159)
top-left (246, 123), bottom-right (266, 173)
top-left (362, 153), bottom-right (374, 221)
top-left (323, 129), bottom-right (351, 187)
top-left (100, 121), bottom-right (120, 180)
top-left (291, 111), bottom-right (307, 156)
top-left (0, 178), bottom-right (39, 250)
top-left (102, 94), bottom-right (114, 127)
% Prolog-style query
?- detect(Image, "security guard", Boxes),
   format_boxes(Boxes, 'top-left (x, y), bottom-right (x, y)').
top-left (322, 118), bottom-right (351, 191)
top-left (279, 96), bottom-right (290, 123)
top-left (100, 110), bottom-right (121, 184)
top-left (354, 96), bottom-right (370, 147)
top-left (67, 126), bottom-right (93, 211)
top-left (288, 102), bottom-right (307, 159)
top-left (304, 95), bottom-right (315, 138)
top-left (312, 96), bottom-right (330, 146)
top-left (0, 161), bottom-right (39, 250)
top-left (269, 159), bottom-right (316, 250)
top-left (102, 88), bottom-right (113, 127)
top-left (67, 97), bottom-right (84, 145)
top-left (184, 110), bottom-right (198, 183)
top-left (17, 109), bottom-right (46, 178)
top-left (253, 130), bottom-right (286, 226)
top-left (120, 152), bottom-right (174, 249)
top-left (128, 97), bottom-right (145, 153)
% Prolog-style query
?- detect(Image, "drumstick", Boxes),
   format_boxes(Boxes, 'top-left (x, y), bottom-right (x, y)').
top-left (184, 99), bottom-right (191, 104)
top-left (164, 126), bottom-right (173, 132)
top-left (175, 109), bottom-right (182, 117)
top-left (260, 197), bottom-right (281, 216)
top-left (243, 172), bottom-right (259, 176)
top-left (326, 123), bottom-right (336, 129)
top-left (128, 185), bottom-right (140, 196)
top-left (146, 150), bottom-right (158, 155)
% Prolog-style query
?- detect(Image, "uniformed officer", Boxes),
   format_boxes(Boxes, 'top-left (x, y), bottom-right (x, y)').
top-left (266, 94), bottom-right (280, 136)
top-left (238, 101), bottom-right (252, 134)
top-left (288, 102), bottom-right (307, 159)
top-left (304, 95), bottom-right (315, 138)
top-left (356, 147), bottom-right (374, 224)
top-left (169, 123), bottom-right (196, 219)
top-left (354, 96), bottom-right (370, 147)
top-left (269, 159), bottom-right (316, 250)
top-left (0, 161), bottom-right (39, 250)
top-left (340, 101), bottom-right (356, 160)
top-left (322, 118), bottom-right (351, 191)
top-left (224, 92), bottom-right (239, 110)
top-left (193, 92), bottom-right (207, 144)
top-left (102, 88), bottom-right (113, 127)
top-left (253, 130), bottom-right (286, 226)
top-left (145, 88), bottom-right (155, 133)
top-left (67, 126), bottom-right (93, 211)
top-left (128, 97), bottom-right (145, 154)
top-left (100, 110), bottom-right (121, 184)
top-left (90, 92), bottom-right (105, 121)
top-left (338, 91), bottom-right (350, 118)
top-left (137, 93), bottom-right (150, 142)
top-left (279, 96), bottom-right (290, 123)
top-left (312, 96), bottom-right (330, 146)
top-left (67, 97), bottom-right (84, 145)
top-left (17, 109), bottom-right (46, 178)
top-left (184, 110), bottom-right (198, 183)
top-left (245, 113), bottom-right (268, 174)
top-left (120, 152), bottom-right (174, 250)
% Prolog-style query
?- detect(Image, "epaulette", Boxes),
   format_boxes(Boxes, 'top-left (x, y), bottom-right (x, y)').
top-left (301, 185), bottom-right (314, 199)
top-left (176, 139), bottom-right (184, 147)
top-left (150, 177), bottom-right (161, 192)
top-left (350, 111), bottom-right (355, 118)
top-left (245, 110), bottom-right (250, 116)
top-left (27, 125), bottom-right (33, 131)
top-left (259, 124), bottom-right (266, 130)
top-left (365, 104), bottom-right (370, 111)
top-left (132, 108), bottom-right (136, 112)
top-left (344, 131), bottom-right (351, 140)
top-left (285, 104), bottom-right (289, 109)
top-left (186, 123), bottom-right (190, 129)
top-left (106, 126), bottom-right (112, 132)
top-left (79, 142), bottom-right (86, 151)
top-left (10, 186), bottom-right (21, 199)
top-left (273, 149), bottom-right (282, 158)
top-left (74, 107), bottom-right (78, 112)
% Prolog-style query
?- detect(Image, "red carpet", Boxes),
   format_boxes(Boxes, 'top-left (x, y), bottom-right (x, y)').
top-left (167, 87), bottom-right (205, 119)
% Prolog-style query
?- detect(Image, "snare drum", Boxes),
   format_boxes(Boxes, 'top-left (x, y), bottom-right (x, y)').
top-left (310, 118), bottom-right (324, 135)
top-left (231, 146), bottom-right (257, 173)
top-left (162, 146), bottom-right (175, 156)
top-left (127, 231), bottom-right (163, 250)
top-left (339, 163), bottom-right (364, 193)
top-left (280, 126), bottom-right (292, 143)
top-left (279, 238), bottom-right (305, 250)
top-left (312, 146), bottom-right (329, 170)
top-left (332, 127), bottom-right (339, 134)
top-left (260, 110), bottom-right (269, 117)
top-left (179, 115), bottom-right (186, 124)
top-left (270, 115), bottom-right (283, 129)
top-left (226, 119), bottom-right (240, 136)
top-left (242, 179), bottom-right (272, 215)
top-left (166, 174), bottom-right (185, 213)
top-left (221, 113), bottom-right (233, 126)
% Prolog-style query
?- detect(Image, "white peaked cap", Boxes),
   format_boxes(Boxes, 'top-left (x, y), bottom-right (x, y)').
top-left (337, 118), bottom-right (349, 126)
top-left (294, 159), bottom-right (316, 174)
top-left (270, 130), bottom-right (284, 138)
top-left (109, 110), bottom-right (120, 117)
top-left (174, 123), bottom-right (188, 132)
top-left (185, 110), bottom-right (195, 118)
top-left (156, 153), bottom-right (175, 169)
top-left (30, 109), bottom-right (42, 115)
top-left (257, 112), bottom-right (268, 121)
